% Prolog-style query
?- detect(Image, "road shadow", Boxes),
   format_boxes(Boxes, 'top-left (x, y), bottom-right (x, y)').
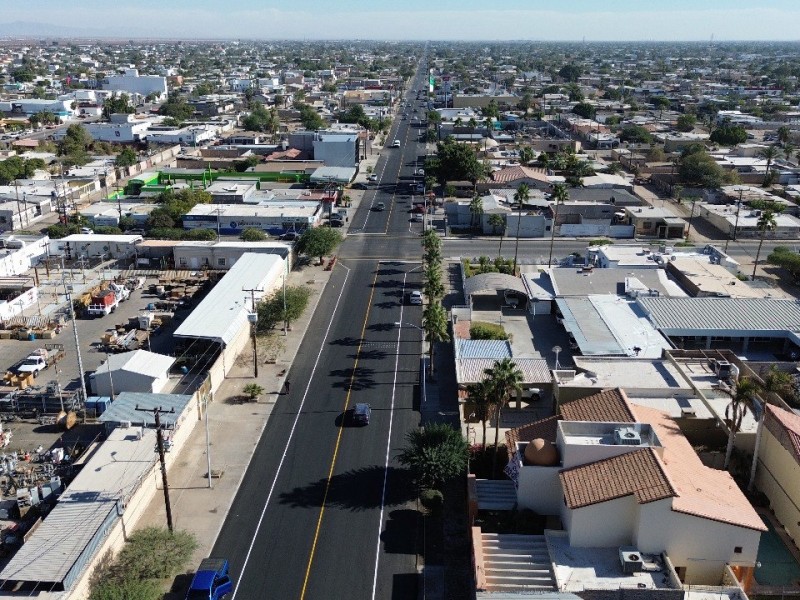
top-left (330, 336), bottom-right (363, 347)
top-left (278, 465), bottom-right (415, 511)
top-left (382, 508), bottom-right (420, 555)
top-left (350, 348), bottom-right (389, 361)
top-left (372, 278), bottom-right (405, 289)
top-left (390, 572), bottom-right (420, 600)
top-left (329, 366), bottom-right (376, 391)
top-left (367, 322), bottom-right (397, 332)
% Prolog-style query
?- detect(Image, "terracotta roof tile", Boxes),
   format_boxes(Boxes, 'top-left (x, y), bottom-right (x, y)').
top-left (559, 449), bottom-right (676, 509)
top-left (491, 165), bottom-right (550, 184)
top-left (561, 389), bottom-right (637, 423)
top-left (764, 404), bottom-right (800, 464)
top-left (632, 405), bottom-right (766, 531)
top-left (505, 388), bottom-right (634, 462)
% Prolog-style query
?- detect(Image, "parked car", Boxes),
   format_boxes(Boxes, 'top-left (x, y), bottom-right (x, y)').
top-left (280, 231), bottom-right (301, 241)
top-left (408, 290), bottom-right (423, 305)
top-left (352, 403), bottom-right (371, 426)
top-left (368, 174), bottom-right (378, 182)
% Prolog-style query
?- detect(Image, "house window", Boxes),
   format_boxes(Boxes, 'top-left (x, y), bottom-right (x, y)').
top-left (642, 221), bottom-right (652, 229)
top-left (178, 257), bottom-right (187, 266)
top-left (734, 546), bottom-right (742, 554)
top-left (217, 258), bottom-right (226, 267)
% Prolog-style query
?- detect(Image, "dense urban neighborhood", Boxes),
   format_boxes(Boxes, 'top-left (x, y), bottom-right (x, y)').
top-left (0, 31), bottom-right (798, 600)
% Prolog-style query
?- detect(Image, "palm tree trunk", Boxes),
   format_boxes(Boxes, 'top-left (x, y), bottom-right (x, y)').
top-left (498, 228), bottom-right (504, 258)
top-left (492, 402), bottom-right (503, 477)
top-left (513, 204), bottom-right (522, 274)
top-left (547, 204), bottom-right (559, 266)
top-left (752, 234), bottom-right (766, 280)
top-left (481, 420), bottom-right (487, 449)
top-left (724, 426), bottom-right (736, 470)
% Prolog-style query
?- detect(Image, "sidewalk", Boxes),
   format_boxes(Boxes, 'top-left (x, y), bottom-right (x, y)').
top-left (135, 260), bottom-right (334, 579)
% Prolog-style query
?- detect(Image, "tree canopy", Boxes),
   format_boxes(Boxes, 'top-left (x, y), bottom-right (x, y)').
top-left (102, 93), bottom-right (134, 120)
top-left (242, 104), bottom-right (280, 134)
top-left (397, 423), bottom-right (469, 490)
top-left (428, 138), bottom-right (486, 185)
top-left (159, 96), bottom-right (195, 121)
top-left (297, 104), bottom-right (326, 130)
top-left (710, 123), bottom-right (748, 146)
top-left (619, 125), bottom-right (653, 144)
top-left (572, 102), bottom-right (596, 119)
top-left (114, 147), bottom-right (138, 168)
top-left (57, 124), bottom-right (92, 166)
top-left (558, 63), bottom-right (582, 83)
top-left (0, 156), bottom-right (46, 185)
top-left (678, 145), bottom-right (737, 188)
top-left (296, 227), bottom-right (342, 261)
top-left (240, 227), bottom-right (267, 241)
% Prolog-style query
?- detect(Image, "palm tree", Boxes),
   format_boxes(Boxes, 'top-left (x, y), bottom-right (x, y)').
top-left (519, 146), bottom-right (534, 165)
top-left (469, 195), bottom-right (483, 230)
top-left (758, 145), bottom-right (781, 186)
top-left (397, 423), bottom-right (469, 490)
top-left (784, 142), bottom-right (795, 162)
top-left (483, 358), bottom-right (524, 477)
top-left (512, 183), bottom-right (530, 274)
top-left (422, 303), bottom-right (449, 375)
top-left (752, 209), bottom-right (778, 280)
top-left (488, 213), bottom-right (505, 257)
top-left (423, 264), bottom-right (444, 301)
top-left (547, 183), bottom-right (569, 266)
top-left (723, 377), bottom-right (758, 470)
top-left (466, 380), bottom-right (494, 449)
top-left (777, 125), bottom-right (791, 146)
top-left (467, 117), bottom-right (477, 137)
top-left (454, 117), bottom-right (463, 130)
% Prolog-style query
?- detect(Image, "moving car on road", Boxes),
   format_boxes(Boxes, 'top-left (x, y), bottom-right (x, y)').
top-left (373, 202), bottom-right (386, 211)
top-left (352, 403), bottom-right (371, 426)
top-left (391, 139), bottom-right (401, 148)
top-left (408, 290), bottom-right (424, 305)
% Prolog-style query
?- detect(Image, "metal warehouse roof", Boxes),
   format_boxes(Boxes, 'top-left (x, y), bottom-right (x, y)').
top-left (99, 391), bottom-right (193, 428)
top-left (456, 357), bottom-right (551, 384)
top-left (456, 339), bottom-right (513, 360)
top-left (637, 296), bottom-right (800, 335)
top-left (174, 252), bottom-right (284, 345)
top-left (0, 427), bottom-right (157, 590)
top-left (102, 349), bottom-right (175, 378)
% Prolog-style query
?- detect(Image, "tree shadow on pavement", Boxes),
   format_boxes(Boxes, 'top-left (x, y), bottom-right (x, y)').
top-left (329, 366), bottom-right (376, 390)
top-left (382, 508), bottom-right (420, 555)
top-left (350, 348), bottom-right (389, 361)
top-left (278, 465), bottom-right (415, 511)
top-left (330, 336), bottom-right (363, 347)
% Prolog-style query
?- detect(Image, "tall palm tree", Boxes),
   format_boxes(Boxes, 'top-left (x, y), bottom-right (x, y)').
top-left (758, 145), bottom-right (781, 185)
top-left (466, 380), bottom-right (494, 449)
top-left (512, 183), bottom-right (530, 274)
top-left (484, 358), bottom-right (524, 477)
top-left (422, 303), bottom-right (449, 375)
top-left (752, 209), bottom-right (778, 280)
top-left (784, 142), bottom-right (795, 162)
top-left (777, 125), bottom-right (791, 146)
top-left (469, 195), bottom-right (483, 230)
top-left (423, 264), bottom-right (444, 301)
top-left (723, 377), bottom-right (758, 470)
top-left (547, 183), bottom-right (569, 266)
top-left (488, 213), bottom-right (505, 257)
top-left (454, 117), bottom-right (463, 130)
top-left (467, 117), bottom-right (477, 137)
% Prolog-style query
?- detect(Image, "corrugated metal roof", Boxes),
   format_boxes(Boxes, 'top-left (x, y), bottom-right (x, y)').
top-left (464, 272), bottom-right (528, 299)
top-left (638, 296), bottom-right (800, 334)
top-left (0, 427), bottom-right (157, 589)
top-left (174, 253), bottom-right (284, 345)
top-left (456, 358), bottom-right (551, 384)
top-left (99, 392), bottom-right (192, 428)
top-left (456, 339), bottom-right (512, 360)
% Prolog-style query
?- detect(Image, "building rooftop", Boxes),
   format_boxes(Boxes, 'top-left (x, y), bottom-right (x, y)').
top-left (185, 202), bottom-right (321, 219)
top-left (456, 357), bottom-right (551, 385)
top-left (174, 252), bottom-right (284, 345)
top-left (99, 391), bottom-right (192, 428)
top-left (562, 357), bottom-right (690, 392)
top-left (0, 427), bottom-right (157, 590)
top-left (101, 349), bottom-right (174, 378)
top-left (550, 267), bottom-right (682, 297)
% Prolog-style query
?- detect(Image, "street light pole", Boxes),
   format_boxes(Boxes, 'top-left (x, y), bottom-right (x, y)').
top-left (243, 287), bottom-right (263, 377)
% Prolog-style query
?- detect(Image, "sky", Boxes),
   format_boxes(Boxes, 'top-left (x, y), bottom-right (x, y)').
top-left (4, 0), bottom-right (800, 41)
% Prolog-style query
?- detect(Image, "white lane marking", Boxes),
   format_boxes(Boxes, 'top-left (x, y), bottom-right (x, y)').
top-left (231, 263), bottom-right (351, 600)
top-left (370, 268), bottom-right (407, 600)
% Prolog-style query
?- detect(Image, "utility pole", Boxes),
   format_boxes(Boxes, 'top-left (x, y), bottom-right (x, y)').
top-left (243, 287), bottom-right (263, 377)
top-left (136, 405), bottom-right (175, 532)
top-left (61, 262), bottom-right (88, 404)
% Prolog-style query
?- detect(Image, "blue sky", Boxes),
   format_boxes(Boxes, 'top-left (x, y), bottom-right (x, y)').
top-left (5, 1), bottom-right (800, 40)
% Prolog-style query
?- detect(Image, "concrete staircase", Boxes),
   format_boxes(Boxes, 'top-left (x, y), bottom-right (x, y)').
top-left (480, 533), bottom-right (556, 592)
top-left (475, 479), bottom-right (517, 511)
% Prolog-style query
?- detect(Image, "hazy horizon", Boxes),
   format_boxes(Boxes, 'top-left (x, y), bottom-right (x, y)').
top-left (2, 0), bottom-right (800, 42)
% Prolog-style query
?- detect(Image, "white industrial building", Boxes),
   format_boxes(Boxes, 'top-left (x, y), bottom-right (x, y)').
top-left (0, 98), bottom-right (75, 117)
top-left (84, 116), bottom-right (153, 143)
top-left (173, 241), bottom-right (292, 270)
top-left (0, 233), bottom-right (49, 277)
top-left (182, 202), bottom-right (322, 235)
top-left (0, 200), bottom-right (38, 231)
top-left (101, 68), bottom-right (168, 97)
top-left (174, 253), bottom-right (287, 382)
top-left (147, 125), bottom-right (219, 146)
top-left (91, 350), bottom-right (175, 397)
top-left (48, 234), bottom-right (143, 260)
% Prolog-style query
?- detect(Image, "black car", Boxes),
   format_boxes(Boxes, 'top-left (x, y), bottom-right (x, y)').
top-left (373, 202), bottom-right (386, 211)
top-left (352, 403), bottom-right (371, 426)
top-left (280, 231), bottom-right (301, 241)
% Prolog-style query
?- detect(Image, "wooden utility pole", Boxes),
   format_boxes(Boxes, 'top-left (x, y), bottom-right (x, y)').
top-left (243, 287), bottom-right (263, 377)
top-left (136, 405), bottom-right (175, 532)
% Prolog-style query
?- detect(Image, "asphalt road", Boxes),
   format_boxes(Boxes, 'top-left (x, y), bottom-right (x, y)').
top-left (213, 67), bottom-right (431, 600)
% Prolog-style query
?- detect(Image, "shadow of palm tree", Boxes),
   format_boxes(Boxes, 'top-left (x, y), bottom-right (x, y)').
top-left (330, 336), bottom-right (363, 347)
top-left (278, 465), bottom-right (415, 511)
top-left (367, 322), bottom-right (396, 332)
top-left (351, 349), bottom-right (389, 361)
top-left (329, 366), bottom-right (376, 390)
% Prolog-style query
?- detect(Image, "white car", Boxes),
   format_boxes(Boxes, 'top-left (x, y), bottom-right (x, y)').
top-left (391, 140), bottom-right (401, 148)
top-left (368, 174), bottom-right (378, 182)
top-left (408, 291), bottom-right (423, 305)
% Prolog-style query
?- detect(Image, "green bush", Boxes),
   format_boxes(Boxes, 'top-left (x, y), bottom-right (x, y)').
top-left (90, 578), bottom-right (161, 600)
top-left (114, 527), bottom-right (197, 581)
top-left (470, 321), bottom-right (509, 340)
top-left (420, 488), bottom-right (444, 512)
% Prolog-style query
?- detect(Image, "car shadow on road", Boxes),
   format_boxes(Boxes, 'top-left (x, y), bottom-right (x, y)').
top-left (278, 465), bottom-right (415, 511)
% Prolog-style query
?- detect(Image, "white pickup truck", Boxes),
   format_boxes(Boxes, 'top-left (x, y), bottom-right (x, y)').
top-left (16, 344), bottom-right (65, 377)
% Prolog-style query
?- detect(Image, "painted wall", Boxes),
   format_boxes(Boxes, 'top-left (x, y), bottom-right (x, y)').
top-left (505, 213), bottom-right (547, 238)
top-left (756, 429), bottom-right (800, 545)
top-left (565, 495), bottom-right (638, 547)
top-left (517, 463), bottom-right (562, 513)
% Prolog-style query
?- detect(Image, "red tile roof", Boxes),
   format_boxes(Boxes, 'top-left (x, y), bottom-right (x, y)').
top-left (491, 165), bottom-right (550, 185)
top-left (560, 448), bottom-right (676, 509)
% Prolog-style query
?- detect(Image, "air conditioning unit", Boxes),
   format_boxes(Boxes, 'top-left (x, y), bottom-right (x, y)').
top-left (614, 427), bottom-right (642, 446)
top-left (619, 547), bottom-right (644, 574)
top-left (680, 406), bottom-right (696, 418)
top-left (715, 360), bottom-right (732, 379)
top-left (120, 420), bottom-right (131, 429)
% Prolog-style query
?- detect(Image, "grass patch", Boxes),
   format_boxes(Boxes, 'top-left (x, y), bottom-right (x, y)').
top-left (470, 321), bottom-right (509, 340)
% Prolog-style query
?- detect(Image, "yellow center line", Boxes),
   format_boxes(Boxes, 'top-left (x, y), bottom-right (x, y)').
top-left (299, 261), bottom-right (381, 600)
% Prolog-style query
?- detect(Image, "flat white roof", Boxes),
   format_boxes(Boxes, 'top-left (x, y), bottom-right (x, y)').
top-left (57, 234), bottom-right (143, 243)
top-left (186, 202), bottom-right (321, 218)
top-left (102, 349), bottom-right (175, 378)
top-left (563, 357), bottom-right (690, 392)
top-left (174, 253), bottom-right (284, 345)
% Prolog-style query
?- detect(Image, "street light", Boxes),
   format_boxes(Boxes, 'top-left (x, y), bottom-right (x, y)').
top-left (552, 345), bottom-right (562, 370)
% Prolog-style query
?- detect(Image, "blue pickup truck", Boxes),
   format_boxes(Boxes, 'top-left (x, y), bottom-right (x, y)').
top-left (186, 558), bottom-right (234, 600)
